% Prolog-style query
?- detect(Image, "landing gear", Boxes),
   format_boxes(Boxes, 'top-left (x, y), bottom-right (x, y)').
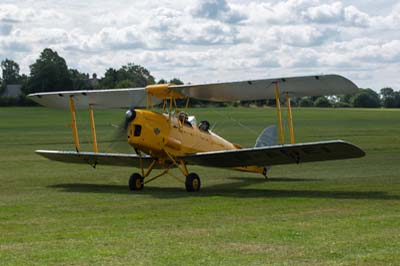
top-left (129, 173), bottom-right (144, 191)
top-left (128, 151), bottom-right (200, 192)
top-left (263, 167), bottom-right (269, 180)
top-left (185, 173), bottom-right (201, 192)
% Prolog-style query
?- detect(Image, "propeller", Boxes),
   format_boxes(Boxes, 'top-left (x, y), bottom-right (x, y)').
top-left (123, 109), bottom-right (136, 131)
top-left (108, 108), bottom-right (137, 152)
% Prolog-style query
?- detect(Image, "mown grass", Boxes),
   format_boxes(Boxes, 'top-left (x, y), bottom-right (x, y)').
top-left (0, 106), bottom-right (399, 265)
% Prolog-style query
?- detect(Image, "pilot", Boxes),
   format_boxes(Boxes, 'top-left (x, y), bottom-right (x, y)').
top-left (198, 120), bottom-right (210, 132)
top-left (178, 111), bottom-right (192, 127)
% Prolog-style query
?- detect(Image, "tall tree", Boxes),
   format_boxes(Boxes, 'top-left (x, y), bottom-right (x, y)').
top-left (314, 96), bottom-right (331, 107)
top-left (69, 69), bottom-right (92, 90)
top-left (169, 78), bottom-right (184, 85)
top-left (380, 87), bottom-right (394, 99)
top-left (380, 87), bottom-right (400, 108)
top-left (27, 48), bottom-right (72, 93)
top-left (351, 88), bottom-right (381, 108)
top-left (99, 63), bottom-right (155, 89)
top-left (1, 59), bottom-right (20, 85)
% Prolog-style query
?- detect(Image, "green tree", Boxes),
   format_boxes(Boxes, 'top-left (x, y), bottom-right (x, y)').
top-left (169, 78), bottom-right (184, 85)
top-left (1, 59), bottom-right (20, 85)
top-left (299, 97), bottom-right (313, 107)
top-left (100, 68), bottom-right (118, 89)
top-left (27, 48), bottom-right (72, 93)
top-left (69, 69), bottom-right (91, 90)
top-left (383, 96), bottom-right (398, 108)
top-left (314, 96), bottom-right (331, 107)
top-left (380, 87), bottom-right (399, 108)
top-left (115, 79), bottom-right (134, 88)
top-left (100, 63), bottom-right (155, 89)
top-left (380, 87), bottom-right (394, 99)
top-left (336, 94), bottom-right (353, 104)
top-left (351, 88), bottom-right (381, 108)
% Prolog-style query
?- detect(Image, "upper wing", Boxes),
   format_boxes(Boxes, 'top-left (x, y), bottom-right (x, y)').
top-left (35, 150), bottom-right (156, 168)
top-left (28, 88), bottom-right (162, 109)
top-left (28, 74), bottom-right (358, 107)
top-left (178, 140), bottom-right (365, 168)
top-left (171, 74), bottom-right (358, 101)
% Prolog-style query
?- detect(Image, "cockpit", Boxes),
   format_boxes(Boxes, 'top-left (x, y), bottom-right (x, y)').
top-left (198, 120), bottom-right (210, 132)
top-left (166, 110), bottom-right (210, 133)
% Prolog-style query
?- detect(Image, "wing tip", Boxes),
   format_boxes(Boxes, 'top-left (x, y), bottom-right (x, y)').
top-left (337, 140), bottom-right (366, 158)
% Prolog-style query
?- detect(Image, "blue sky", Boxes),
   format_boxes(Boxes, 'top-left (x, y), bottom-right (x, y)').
top-left (0, 0), bottom-right (399, 90)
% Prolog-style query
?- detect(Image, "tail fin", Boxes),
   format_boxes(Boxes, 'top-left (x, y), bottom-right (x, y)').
top-left (255, 125), bottom-right (278, 178)
top-left (255, 125), bottom-right (278, 147)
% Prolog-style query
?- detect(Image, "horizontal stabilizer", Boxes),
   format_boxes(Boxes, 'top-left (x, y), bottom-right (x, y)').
top-left (35, 150), bottom-right (156, 168)
top-left (178, 140), bottom-right (365, 168)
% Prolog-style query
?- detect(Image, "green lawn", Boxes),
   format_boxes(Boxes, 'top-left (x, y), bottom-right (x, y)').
top-left (0, 107), bottom-right (399, 265)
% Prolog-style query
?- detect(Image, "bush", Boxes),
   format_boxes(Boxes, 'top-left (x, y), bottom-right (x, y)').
top-left (299, 97), bottom-right (313, 107)
top-left (351, 90), bottom-right (381, 108)
top-left (314, 96), bottom-right (331, 107)
top-left (0, 95), bottom-right (38, 106)
top-left (382, 92), bottom-right (400, 108)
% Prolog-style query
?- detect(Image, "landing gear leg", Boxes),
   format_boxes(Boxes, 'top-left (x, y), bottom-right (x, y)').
top-left (129, 173), bottom-right (144, 191)
top-left (185, 173), bottom-right (201, 192)
top-left (129, 156), bottom-right (158, 192)
top-left (263, 167), bottom-right (269, 180)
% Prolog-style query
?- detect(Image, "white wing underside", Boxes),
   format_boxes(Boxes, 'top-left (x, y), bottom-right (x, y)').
top-left (171, 74), bottom-right (358, 101)
top-left (28, 88), bottom-right (161, 109)
top-left (28, 74), bottom-right (358, 109)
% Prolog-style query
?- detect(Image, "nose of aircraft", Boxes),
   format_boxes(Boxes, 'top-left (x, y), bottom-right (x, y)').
top-left (124, 109), bottom-right (136, 130)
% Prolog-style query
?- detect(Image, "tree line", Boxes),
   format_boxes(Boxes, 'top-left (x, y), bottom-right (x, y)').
top-left (0, 48), bottom-right (399, 108)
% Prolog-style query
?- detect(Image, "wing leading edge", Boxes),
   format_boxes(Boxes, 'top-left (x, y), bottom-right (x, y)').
top-left (171, 74), bottom-right (358, 102)
top-left (35, 150), bottom-right (156, 168)
top-left (36, 141), bottom-right (365, 170)
top-left (28, 88), bottom-right (162, 109)
top-left (178, 140), bottom-right (365, 168)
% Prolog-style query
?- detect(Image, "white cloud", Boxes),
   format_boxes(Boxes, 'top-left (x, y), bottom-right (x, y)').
top-left (192, 0), bottom-right (246, 24)
top-left (303, 2), bottom-right (345, 23)
top-left (0, 4), bottom-right (63, 23)
top-left (0, 1), bottom-right (399, 90)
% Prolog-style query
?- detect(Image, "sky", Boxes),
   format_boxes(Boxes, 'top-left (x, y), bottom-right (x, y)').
top-left (0, 0), bottom-right (399, 90)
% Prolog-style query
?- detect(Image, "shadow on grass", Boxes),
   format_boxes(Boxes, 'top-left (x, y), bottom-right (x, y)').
top-left (48, 176), bottom-right (400, 200)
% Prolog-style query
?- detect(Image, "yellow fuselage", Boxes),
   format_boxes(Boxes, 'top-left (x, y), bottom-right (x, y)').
top-left (127, 109), bottom-right (264, 174)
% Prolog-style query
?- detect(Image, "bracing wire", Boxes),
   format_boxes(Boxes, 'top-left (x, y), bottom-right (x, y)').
top-left (209, 109), bottom-right (260, 137)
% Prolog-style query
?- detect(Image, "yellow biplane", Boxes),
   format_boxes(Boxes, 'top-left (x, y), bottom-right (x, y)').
top-left (29, 74), bottom-right (365, 192)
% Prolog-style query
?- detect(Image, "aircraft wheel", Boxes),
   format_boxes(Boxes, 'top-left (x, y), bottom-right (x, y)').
top-left (185, 173), bottom-right (201, 192)
top-left (129, 173), bottom-right (144, 191)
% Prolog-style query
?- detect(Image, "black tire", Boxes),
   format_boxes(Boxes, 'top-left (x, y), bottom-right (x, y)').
top-left (129, 173), bottom-right (144, 191)
top-left (185, 173), bottom-right (201, 192)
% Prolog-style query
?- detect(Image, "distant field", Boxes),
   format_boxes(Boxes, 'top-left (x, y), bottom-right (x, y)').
top-left (0, 107), bottom-right (399, 266)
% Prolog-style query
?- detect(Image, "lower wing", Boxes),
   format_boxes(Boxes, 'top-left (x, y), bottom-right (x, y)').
top-left (178, 140), bottom-right (365, 168)
top-left (35, 140), bottom-right (364, 169)
top-left (35, 150), bottom-right (155, 168)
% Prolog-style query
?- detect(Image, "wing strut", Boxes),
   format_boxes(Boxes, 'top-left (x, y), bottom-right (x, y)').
top-left (286, 92), bottom-right (295, 144)
top-left (88, 104), bottom-right (99, 153)
top-left (69, 96), bottom-right (80, 151)
top-left (274, 82), bottom-right (296, 145)
top-left (274, 82), bottom-right (285, 144)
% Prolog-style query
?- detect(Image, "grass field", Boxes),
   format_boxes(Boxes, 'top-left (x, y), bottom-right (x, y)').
top-left (0, 106), bottom-right (399, 265)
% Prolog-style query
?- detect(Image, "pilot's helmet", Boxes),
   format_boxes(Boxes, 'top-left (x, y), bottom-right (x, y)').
top-left (199, 120), bottom-right (210, 131)
top-left (178, 111), bottom-right (188, 122)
